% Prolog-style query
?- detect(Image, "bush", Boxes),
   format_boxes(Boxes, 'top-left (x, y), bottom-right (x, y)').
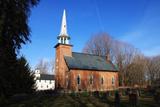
top-left (154, 89), bottom-right (160, 104)
top-left (98, 91), bottom-right (103, 98)
top-left (93, 91), bottom-right (99, 97)
top-left (98, 91), bottom-right (109, 99)
top-left (82, 91), bottom-right (89, 97)
top-left (10, 93), bottom-right (29, 102)
top-left (0, 95), bottom-right (8, 106)
top-left (70, 91), bottom-right (77, 97)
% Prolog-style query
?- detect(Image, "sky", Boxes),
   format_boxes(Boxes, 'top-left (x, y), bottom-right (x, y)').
top-left (20, 0), bottom-right (160, 69)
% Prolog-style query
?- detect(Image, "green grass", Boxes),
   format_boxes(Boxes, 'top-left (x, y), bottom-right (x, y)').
top-left (99, 95), bottom-right (159, 107)
top-left (3, 94), bottom-right (159, 107)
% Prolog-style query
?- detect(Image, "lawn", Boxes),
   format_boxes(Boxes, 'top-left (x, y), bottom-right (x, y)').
top-left (104, 96), bottom-right (158, 107)
top-left (3, 93), bottom-right (159, 107)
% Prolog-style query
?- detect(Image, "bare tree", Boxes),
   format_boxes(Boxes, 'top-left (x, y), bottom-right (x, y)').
top-left (50, 60), bottom-right (55, 74)
top-left (145, 55), bottom-right (160, 85)
top-left (83, 32), bottom-right (145, 87)
top-left (126, 54), bottom-right (146, 87)
top-left (83, 32), bottom-right (113, 58)
top-left (35, 59), bottom-right (54, 74)
top-left (112, 40), bottom-right (141, 86)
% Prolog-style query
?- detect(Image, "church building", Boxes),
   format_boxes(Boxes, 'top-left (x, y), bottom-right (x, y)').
top-left (54, 10), bottom-right (119, 92)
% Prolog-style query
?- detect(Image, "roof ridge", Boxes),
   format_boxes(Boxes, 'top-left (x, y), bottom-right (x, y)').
top-left (72, 52), bottom-right (106, 57)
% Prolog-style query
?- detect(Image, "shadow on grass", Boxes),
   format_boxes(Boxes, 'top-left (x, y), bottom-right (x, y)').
top-left (3, 93), bottom-right (159, 107)
top-left (95, 95), bottom-right (159, 107)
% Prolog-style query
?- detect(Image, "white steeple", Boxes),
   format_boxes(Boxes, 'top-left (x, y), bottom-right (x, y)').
top-left (60, 9), bottom-right (68, 36)
top-left (58, 9), bottom-right (70, 44)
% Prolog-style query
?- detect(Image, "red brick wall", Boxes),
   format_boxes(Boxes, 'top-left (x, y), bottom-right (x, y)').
top-left (68, 69), bottom-right (119, 92)
top-left (55, 44), bottom-right (119, 91)
top-left (55, 44), bottom-right (72, 88)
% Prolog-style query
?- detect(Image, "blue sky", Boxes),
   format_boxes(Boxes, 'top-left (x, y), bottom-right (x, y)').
top-left (20, 0), bottom-right (160, 68)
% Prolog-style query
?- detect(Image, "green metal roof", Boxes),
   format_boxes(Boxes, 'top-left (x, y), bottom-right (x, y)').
top-left (64, 52), bottom-right (118, 72)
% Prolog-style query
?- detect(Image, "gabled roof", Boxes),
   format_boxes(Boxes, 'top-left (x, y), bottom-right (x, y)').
top-left (64, 52), bottom-right (118, 72)
top-left (37, 74), bottom-right (55, 80)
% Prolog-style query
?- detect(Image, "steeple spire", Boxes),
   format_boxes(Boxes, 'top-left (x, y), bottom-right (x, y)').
top-left (60, 9), bottom-right (68, 36)
top-left (58, 9), bottom-right (70, 44)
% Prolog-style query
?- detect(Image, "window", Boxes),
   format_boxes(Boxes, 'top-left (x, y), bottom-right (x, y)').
top-left (77, 74), bottom-right (81, 85)
top-left (64, 38), bottom-right (66, 44)
top-left (100, 77), bottom-right (104, 85)
top-left (112, 77), bottom-right (115, 85)
top-left (61, 38), bottom-right (63, 43)
top-left (89, 75), bottom-right (93, 84)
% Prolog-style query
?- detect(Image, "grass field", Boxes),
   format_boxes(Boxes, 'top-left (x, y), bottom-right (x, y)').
top-left (3, 93), bottom-right (159, 107)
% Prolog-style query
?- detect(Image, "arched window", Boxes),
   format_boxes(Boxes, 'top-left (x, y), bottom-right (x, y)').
top-left (112, 76), bottom-right (115, 85)
top-left (77, 74), bottom-right (81, 85)
top-left (89, 75), bottom-right (93, 84)
top-left (100, 77), bottom-right (104, 85)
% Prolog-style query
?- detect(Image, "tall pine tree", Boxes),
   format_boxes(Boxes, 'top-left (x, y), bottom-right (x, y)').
top-left (0, 0), bottom-right (39, 97)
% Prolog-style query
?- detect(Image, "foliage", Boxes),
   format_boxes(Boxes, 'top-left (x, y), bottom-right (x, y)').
top-left (0, 0), bottom-right (39, 50)
top-left (0, 56), bottom-right (36, 97)
top-left (70, 91), bottom-right (77, 97)
top-left (81, 91), bottom-right (89, 97)
top-left (0, 94), bottom-right (8, 106)
top-left (152, 79), bottom-right (160, 103)
top-left (14, 56), bottom-right (36, 94)
top-left (154, 88), bottom-right (160, 104)
top-left (0, 0), bottom-right (39, 97)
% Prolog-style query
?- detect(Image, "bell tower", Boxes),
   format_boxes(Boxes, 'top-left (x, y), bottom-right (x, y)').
top-left (54, 9), bottom-right (72, 89)
top-left (57, 9), bottom-right (70, 44)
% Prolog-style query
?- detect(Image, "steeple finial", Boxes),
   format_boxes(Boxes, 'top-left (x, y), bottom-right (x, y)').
top-left (60, 9), bottom-right (68, 36)
top-left (58, 9), bottom-right (70, 44)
